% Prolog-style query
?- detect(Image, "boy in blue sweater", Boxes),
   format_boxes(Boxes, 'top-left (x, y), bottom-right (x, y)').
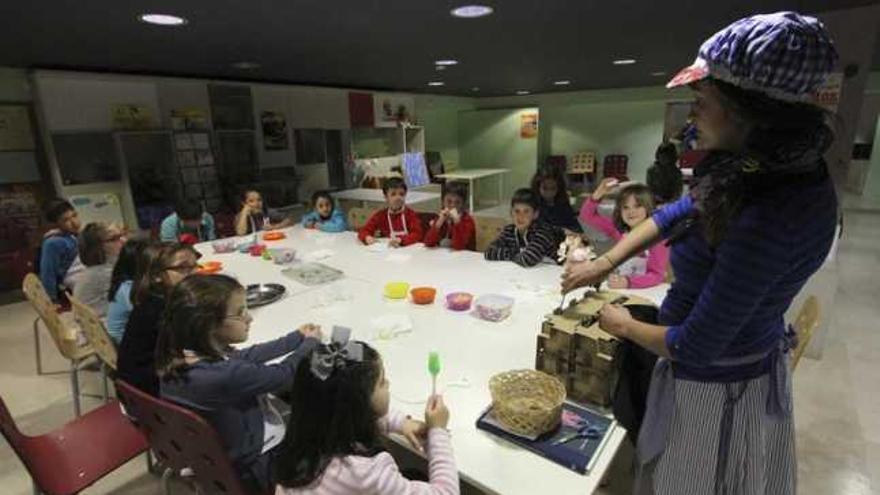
top-left (39, 199), bottom-right (83, 302)
top-left (300, 190), bottom-right (348, 233)
top-left (159, 199), bottom-right (216, 243)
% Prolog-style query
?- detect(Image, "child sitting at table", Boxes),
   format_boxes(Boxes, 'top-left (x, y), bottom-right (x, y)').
top-left (358, 177), bottom-right (424, 248)
top-left (424, 181), bottom-right (475, 250)
top-left (159, 198), bottom-right (216, 244)
top-left (106, 239), bottom-right (159, 343)
top-left (156, 274), bottom-right (322, 493)
top-left (484, 188), bottom-right (564, 267)
top-left (531, 166), bottom-right (582, 233)
top-left (274, 329), bottom-right (458, 494)
top-left (300, 190), bottom-right (348, 233)
top-left (73, 222), bottom-right (127, 317)
top-left (233, 189), bottom-right (293, 235)
top-left (579, 178), bottom-right (668, 288)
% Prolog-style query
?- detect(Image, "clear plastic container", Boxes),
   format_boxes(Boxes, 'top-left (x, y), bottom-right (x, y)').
top-left (475, 294), bottom-right (515, 322)
top-left (445, 292), bottom-right (474, 312)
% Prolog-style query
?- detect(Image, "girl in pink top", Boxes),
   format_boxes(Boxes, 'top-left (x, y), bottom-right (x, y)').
top-left (274, 333), bottom-right (459, 495)
top-left (579, 179), bottom-right (669, 289)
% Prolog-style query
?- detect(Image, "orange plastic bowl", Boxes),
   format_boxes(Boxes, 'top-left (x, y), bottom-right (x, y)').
top-left (262, 231), bottom-right (286, 241)
top-left (196, 261), bottom-right (223, 274)
top-left (410, 287), bottom-right (437, 305)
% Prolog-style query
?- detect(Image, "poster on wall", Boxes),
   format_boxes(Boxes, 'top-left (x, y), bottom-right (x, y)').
top-left (111, 104), bottom-right (154, 129)
top-left (170, 108), bottom-right (209, 130)
top-left (811, 72), bottom-right (842, 113)
top-left (373, 94), bottom-right (414, 128)
top-left (261, 111), bottom-right (289, 150)
top-left (0, 105), bottom-right (35, 151)
top-left (520, 113), bottom-right (538, 138)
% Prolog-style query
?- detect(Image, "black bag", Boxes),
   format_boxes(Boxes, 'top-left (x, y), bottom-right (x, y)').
top-left (612, 304), bottom-right (660, 445)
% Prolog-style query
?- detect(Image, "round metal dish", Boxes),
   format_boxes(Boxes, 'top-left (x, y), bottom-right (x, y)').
top-left (245, 283), bottom-right (286, 308)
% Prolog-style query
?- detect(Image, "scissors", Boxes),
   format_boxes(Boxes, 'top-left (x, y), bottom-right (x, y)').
top-left (551, 417), bottom-right (603, 449)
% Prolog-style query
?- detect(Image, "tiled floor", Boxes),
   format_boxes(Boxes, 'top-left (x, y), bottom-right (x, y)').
top-left (1, 208), bottom-right (877, 495)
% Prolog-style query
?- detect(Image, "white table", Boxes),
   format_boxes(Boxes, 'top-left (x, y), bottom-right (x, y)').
top-left (331, 188), bottom-right (440, 208)
top-left (436, 168), bottom-right (510, 212)
top-left (195, 228), bottom-right (668, 495)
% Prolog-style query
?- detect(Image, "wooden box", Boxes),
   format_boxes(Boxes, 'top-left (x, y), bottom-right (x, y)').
top-left (535, 290), bottom-right (653, 408)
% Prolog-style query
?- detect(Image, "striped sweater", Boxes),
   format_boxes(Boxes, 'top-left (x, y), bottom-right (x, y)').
top-left (276, 410), bottom-right (459, 495)
top-left (654, 167), bottom-right (837, 382)
top-left (483, 221), bottom-right (564, 267)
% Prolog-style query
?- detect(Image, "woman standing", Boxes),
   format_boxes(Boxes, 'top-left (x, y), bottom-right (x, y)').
top-left (563, 12), bottom-right (838, 494)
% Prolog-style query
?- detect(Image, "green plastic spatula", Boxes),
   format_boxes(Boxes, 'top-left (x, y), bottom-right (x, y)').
top-left (428, 351), bottom-right (441, 396)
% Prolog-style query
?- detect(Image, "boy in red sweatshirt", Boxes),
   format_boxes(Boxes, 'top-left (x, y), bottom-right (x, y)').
top-left (424, 181), bottom-right (476, 250)
top-left (358, 177), bottom-right (424, 247)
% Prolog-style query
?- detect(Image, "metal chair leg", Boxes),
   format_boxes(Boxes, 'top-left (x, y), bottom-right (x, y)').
top-left (161, 467), bottom-right (174, 495)
top-left (70, 359), bottom-right (81, 417)
top-left (101, 363), bottom-right (110, 402)
top-left (33, 318), bottom-right (43, 375)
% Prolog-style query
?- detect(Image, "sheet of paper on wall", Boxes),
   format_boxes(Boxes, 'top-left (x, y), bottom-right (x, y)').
top-left (192, 133), bottom-right (211, 150)
top-left (175, 134), bottom-right (195, 150)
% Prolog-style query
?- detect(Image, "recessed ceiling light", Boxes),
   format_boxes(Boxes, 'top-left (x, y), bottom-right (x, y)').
top-left (428, 81), bottom-right (445, 87)
top-left (139, 13), bottom-right (188, 26)
top-left (651, 71), bottom-right (667, 76)
top-left (516, 90), bottom-right (530, 95)
top-left (613, 59), bottom-right (637, 65)
top-left (435, 65), bottom-right (447, 71)
top-left (451, 5), bottom-right (494, 18)
top-left (554, 80), bottom-right (571, 86)
top-left (232, 62), bottom-right (260, 70)
top-left (435, 59), bottom-right (459, 66)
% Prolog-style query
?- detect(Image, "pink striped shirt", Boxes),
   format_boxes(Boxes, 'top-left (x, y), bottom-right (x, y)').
top-left (276, 410), bottom-right (459, 495)
top-left (579, 198), bottom-right (669, 288)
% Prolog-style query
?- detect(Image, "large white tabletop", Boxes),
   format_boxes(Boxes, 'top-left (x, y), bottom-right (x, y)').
top-left (195, 227), bottom-right (668, 495)
top-left (331, 188), bottom-right (440, 207)
top-left (436, 168), bottom-right (510, 212)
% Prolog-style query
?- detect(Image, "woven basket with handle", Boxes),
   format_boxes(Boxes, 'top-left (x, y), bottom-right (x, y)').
top-left (489, 369), bottom-right (566, 437)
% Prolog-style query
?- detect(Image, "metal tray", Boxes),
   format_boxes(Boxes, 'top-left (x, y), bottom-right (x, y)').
top-left (245, 283), bottom-right (286, 308)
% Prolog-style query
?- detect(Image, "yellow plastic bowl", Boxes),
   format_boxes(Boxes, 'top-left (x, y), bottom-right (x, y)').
top-left (384, 282), bottom-right (410, 299)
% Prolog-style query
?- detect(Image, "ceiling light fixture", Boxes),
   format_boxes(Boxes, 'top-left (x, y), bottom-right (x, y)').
top-left (516, 90), bottom-right (530, 95)
top-left (435, 59), bottom-right (459, 66)
top-left (435, 65), bottom-right (447, 71)
top-left (139, 13), bottom-right (188, 26)
top-left (232, 62), bottom-right (260, 70)
top-left (451, 5), bottom-right (494, 18)
top-left (428, 81), bottom-right (445, 87)
top-left (613, 59), bottom-right (637, 65)
top-left (554, 80), bottom-right (571, 86)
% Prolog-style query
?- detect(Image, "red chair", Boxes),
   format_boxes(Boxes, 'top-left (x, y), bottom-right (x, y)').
top-left (0, 395), bottom-right (149, 495)
top-left (602, 154), bottom-right (629, 180)
top-left (114, 380), bottom-right (256, 495)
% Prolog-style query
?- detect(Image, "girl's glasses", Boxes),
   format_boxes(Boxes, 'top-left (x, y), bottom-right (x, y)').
top-left (165, 263), bottom-right (198, 274)
top-left (225, 308), bottom-right (250, 321)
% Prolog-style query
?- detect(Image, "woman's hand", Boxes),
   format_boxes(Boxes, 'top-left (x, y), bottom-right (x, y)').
top-left (607, 274), bottom-right (629, 289)
top-left (561, 257), bottom-right (613, 293)
top-left (297, 323), bottom-right (322, 340)
top-left (598, 304), bottom-right (633, 338)
top-left (591, 178), bottom-right (619, 201)
top-left (400, 418), bottom-right (428, 451)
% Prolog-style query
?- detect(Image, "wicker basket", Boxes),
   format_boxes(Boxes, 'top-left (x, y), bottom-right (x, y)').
top-left (489, 369), bottom-right (566, 437)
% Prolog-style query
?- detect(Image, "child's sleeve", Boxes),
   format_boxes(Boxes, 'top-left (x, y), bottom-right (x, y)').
top-left (365, 430), bottom-right (460, 495)
top-left (358, 210), bottom-right (385, 243)
top-left (423, 218), bottom-right (442, 247)
top-left (318, 209), bottom-right (348, 233)
top-left (204, 213), bottom-right (217, 241)
top-left (626, 242), bottom-right (670, 289)
top-left (39, 239), bottom-right (62, 302)
top-left (483, 226), bottom-right (516, 261)
top-left (510, 226), bottom-right (559, 267)
top-left (579, 198), bottom-right (621, 240)
top-left (159, 215), bottom-right (178, 242)
top-left (451, 215), bottom-right (475, 251)
top-left (300, 211), bottom-right (316, 228)
top-left (399, 209), bottom-right (424, 246)
top-left (230, 330), bottom-right (315, 363)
